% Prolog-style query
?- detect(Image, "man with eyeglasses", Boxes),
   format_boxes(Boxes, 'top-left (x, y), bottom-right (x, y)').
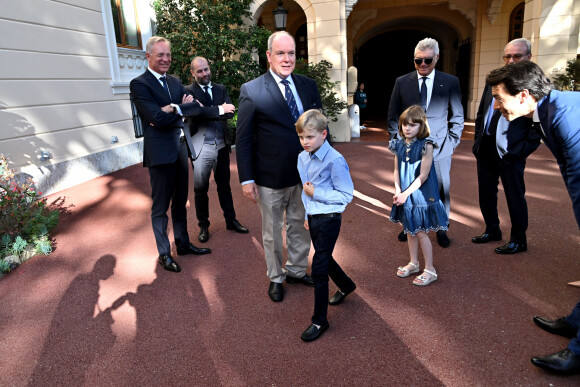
top-left (471, 38), bottom-right (541, 255)
top-left (387, 37), bottom-right (464, 247)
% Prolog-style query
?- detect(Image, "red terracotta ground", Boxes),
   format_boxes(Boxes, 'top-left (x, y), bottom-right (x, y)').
top-left (1, 119), bottom-right (579, 386)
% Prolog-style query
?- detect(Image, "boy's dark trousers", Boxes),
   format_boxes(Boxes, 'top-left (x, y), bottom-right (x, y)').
top-left (308, 214), bottom-right (356, 326)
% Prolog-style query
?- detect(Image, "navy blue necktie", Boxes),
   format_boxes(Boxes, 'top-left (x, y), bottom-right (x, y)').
top-left (420, 76), bottom-right (428, 111)
top-left (159, 76), bottom-right (171, 99)
top-left (281, 79), bottom-right (300, 122)
top-left (203, 86), bottom-right (212, 105)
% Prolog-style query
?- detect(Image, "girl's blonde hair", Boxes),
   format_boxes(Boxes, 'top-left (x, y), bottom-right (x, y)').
top-left (398, 105), bottom-right (430, 139)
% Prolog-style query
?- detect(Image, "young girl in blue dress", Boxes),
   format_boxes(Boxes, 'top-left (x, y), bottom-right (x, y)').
top-left (389, 105), bottom-right (449, 286)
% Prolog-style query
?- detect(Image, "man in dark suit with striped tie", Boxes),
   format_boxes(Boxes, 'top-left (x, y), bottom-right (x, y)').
top-left (471, 38), bottom-right (540, 254)
top-left (130, 37), bottom-right (234, 272)
top-left (236, 31), bottom-right (323, 302)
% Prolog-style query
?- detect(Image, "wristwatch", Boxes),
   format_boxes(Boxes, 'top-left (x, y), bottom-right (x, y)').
top-left (170, 103), bottom-right (178, 114)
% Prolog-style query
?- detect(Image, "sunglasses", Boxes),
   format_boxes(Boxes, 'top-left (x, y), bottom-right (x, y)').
top-left (414, 58), bottom-right (434, 65)
top-left (503, 53), bottom-right (526, 61)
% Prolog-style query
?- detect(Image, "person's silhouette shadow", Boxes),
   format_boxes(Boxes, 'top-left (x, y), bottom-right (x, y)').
top-left (29, 254), bottom-right (122, 385)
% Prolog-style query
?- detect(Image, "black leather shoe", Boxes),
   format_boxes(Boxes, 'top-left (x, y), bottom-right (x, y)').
top-left (533, 316), bottom-right (577, 339)
top-left (176, 242), bottom-right (211, 256)
top-left (158, 254), bottom-right (181, 273)
top-left (226, 219), bottom-right (249, 233)
top-left (301, 322), bottom-right (329, 342)
top-left (286, 273), bottom-right (315, 287)
top-left (268, 282), bottom-right (283, 302)
top-left (329, 286), bottom-right (356, 306)
top-left (471, 232), bottom-right (502, 244)
top-left (198, 227), bottom-right (209, 243)
top-left (436, 230), bottom-right (450, 248)
top-left (494, 242), bottom-right (527, 254)
top-left (398, 230), bottom-right (407, 242)
top-left (531, 349), bottom-right (580, 374)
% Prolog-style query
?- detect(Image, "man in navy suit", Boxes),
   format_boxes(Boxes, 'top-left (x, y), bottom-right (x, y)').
top-left (236, 31), bottom-right (322, 302)
top-left (130, 37), bottom-right (233, 272)
top-left (486, 60), bottom-right (580, 374)
top-left (387, 37), bottom-right (464, 247)
top-left (185, 57), bottom-right (248, 243)
top-left (472, 38), bottom-right (540, 254)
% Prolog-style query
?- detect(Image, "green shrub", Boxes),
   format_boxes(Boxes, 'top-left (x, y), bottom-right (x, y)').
top-left (294, 59), bottom-right (348, 122)
top-left (0, 156), bottom-right (59, 273)
top-left (551, 59), bottom-right (580, 91)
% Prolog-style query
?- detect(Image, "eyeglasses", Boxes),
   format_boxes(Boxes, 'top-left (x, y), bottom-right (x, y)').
top-left (414, 58), bottom-right (434, 65)
top-left (503, 53), bottom-right (527, 61)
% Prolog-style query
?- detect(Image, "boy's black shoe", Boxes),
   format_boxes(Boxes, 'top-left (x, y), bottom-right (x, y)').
top-left (301, 322), bottom-right (329, 342)
top-left (329, 285), bottom-right (356, 306)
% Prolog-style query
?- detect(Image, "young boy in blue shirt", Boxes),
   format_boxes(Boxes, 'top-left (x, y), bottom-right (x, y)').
top-left (296, 109), bottom-right (357, 342)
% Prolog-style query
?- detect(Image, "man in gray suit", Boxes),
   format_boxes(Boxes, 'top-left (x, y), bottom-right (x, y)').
top-left (185, 57), bottom-right (248, 243)
top-left (387, 37), bottom-right (464, 247)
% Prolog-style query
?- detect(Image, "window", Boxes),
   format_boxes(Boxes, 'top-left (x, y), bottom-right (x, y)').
top-left (110, 0), bottom-right (142, 49)
top-left (509, 3), bottom-right (525, 41)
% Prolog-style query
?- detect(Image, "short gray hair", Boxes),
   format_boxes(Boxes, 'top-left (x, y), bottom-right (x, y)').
top-left (267, 31), bottom-right (295, 52)
top-left (506, 38), bottom-right (531, 55)
top-left (146, 36), bottom-right (170, 54)
top-left (415, 38), bottom-right (439, 56)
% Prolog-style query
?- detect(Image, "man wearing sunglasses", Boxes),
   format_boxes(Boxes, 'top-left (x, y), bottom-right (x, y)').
top-left (472, 38), bottom-right (540, 255)
top-left (387, 37), bottom-right (464, 247)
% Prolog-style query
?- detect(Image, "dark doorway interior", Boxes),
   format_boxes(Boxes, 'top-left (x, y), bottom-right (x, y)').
top-left (354, 30), bottom-right (454, 124)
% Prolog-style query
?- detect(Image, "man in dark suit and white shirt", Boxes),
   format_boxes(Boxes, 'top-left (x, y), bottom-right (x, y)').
top-left (471, 38), bottom-right (540, 254)
top-left (387, 37), bottom-right (464, 247)
top-left (185, 57), bottom-right (248, 243)
top-left (130, 37), bottom-right (233, 272)
top-left (236, 31), bottom-right (322, 302)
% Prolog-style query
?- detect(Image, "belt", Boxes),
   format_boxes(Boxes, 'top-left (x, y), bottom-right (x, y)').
top-left (308, 213), bottom-right (341, 219)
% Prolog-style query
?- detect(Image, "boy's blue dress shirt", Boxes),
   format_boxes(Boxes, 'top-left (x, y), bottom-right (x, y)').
top-left (297, 140), bottom-right (354, 217)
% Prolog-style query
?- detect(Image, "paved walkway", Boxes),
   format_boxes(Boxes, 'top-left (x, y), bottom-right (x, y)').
top-left (1, 122), bottom-right (579, 386)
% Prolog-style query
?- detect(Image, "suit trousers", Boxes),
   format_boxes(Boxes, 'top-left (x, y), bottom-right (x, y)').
top-left (476, 135), bottom-right (528, 243)
top-left (257, 184), bottom-right (311, 282)
top-left (192, 143), bottom-right (236, 228)
top-left (308, 215), bottom-right (355, 326)
top-left (433, 154), bottom-right (452, 217)
top-left (566, 301), bottom-right (580, 354)
top-left (148, 141), bottom-right (190, 255)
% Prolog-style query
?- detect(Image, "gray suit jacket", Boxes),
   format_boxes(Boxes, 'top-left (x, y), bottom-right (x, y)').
top-left (387, 70), bottom-right (464, 160)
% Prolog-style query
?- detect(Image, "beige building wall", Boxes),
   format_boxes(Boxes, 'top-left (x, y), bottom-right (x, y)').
top-left (525, 0), bottom-right (580, 73)
top-left (0, 0), bottom-right (152, 196)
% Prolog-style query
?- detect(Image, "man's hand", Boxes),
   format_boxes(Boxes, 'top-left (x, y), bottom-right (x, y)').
top-left (303, 220), bottom-right (309, 231)
top-left (223, 103), bottom-right (235, 114)
top-left (303, 181), bottom-right (314, 197)
top-left (161, 104), bottom-right (173, 113)
top-left (182, 94), bottom-right (193, 103)
top-left (242, 182), bottom-right (259, 203)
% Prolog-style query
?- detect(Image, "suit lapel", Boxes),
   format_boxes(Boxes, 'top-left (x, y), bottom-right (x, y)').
top-left (144, 70), bottom-right (171, 104)
top-left (264, 72), bottom-right (294, 123)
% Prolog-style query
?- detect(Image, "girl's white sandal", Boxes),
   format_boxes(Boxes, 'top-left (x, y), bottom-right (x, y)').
top-left (413, 269), bottom-right (438, 286)
top-left (397, 262), bottom-right (420, 278)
